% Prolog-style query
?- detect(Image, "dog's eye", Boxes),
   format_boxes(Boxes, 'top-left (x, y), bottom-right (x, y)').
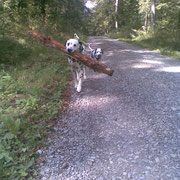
top-left (74, 44), bottom-right (77, 47)
top-left (67, 43), bottom-right (70, 46)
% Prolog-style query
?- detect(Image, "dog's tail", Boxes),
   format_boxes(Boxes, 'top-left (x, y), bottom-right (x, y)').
top-left (74, 33), bottom-right (80, 41)
top-left (88, 43), bottom-right (93, 51)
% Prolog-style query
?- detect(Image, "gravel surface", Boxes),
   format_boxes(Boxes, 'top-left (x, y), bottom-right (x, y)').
top-left (37, 37), bottom-right (180, 180)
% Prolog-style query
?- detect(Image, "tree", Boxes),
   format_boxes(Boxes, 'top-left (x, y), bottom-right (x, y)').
top-left (144, 0), bottom-right (149, 31)
top-left (115, 0), bottom-right (119, 30)
top-left (150, 0), bottom-right (155, 30)
top-left (88, 0), bottom-right (140, 35)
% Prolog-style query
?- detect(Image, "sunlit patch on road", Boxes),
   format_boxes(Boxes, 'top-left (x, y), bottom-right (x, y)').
top-left (142, 60), bottom-right (164, 64)
top-left (155, 66), bottom-right (180, 73)
top-left (132, 63), bottom-right (154, 69)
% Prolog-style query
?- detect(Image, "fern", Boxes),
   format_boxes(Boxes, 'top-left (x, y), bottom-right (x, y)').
top-left (0, 113), bottom-right (21, 135)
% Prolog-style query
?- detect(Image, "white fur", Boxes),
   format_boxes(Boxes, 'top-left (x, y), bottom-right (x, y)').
top-left (65, 34), bottom-right (86, 92)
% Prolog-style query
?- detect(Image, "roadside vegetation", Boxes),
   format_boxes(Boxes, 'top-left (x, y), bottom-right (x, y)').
top-left (0, 37), bottom-right (71, 178)
top-left (0, 0), bottom-right (87, 179)
top-left (108, 29), bottom-right (180, 59)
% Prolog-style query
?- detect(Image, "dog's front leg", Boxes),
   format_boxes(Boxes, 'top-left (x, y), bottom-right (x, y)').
top-left (77, 77), bottom-right (82, 92)
top-left (76, 70), bottom-right (83, 92)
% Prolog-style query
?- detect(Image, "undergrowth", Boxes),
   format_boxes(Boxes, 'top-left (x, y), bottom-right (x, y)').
top-left (107, 29), bottom-right (180, 59)
top-left (0, 36), bottom-right (71, 179)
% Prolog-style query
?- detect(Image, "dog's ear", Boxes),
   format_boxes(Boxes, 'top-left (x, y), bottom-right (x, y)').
top-left (64, 41), bottom-right (67, 46)
top-left (74, 33), bottom-right (80, 41)
top-left (101, 49), bottom-right (104, 54)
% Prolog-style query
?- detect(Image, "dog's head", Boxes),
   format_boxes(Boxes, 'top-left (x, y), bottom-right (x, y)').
top-left (65, 33), bottom-right (84, 53)
top-left (95, 48), bottom-right (103, 60)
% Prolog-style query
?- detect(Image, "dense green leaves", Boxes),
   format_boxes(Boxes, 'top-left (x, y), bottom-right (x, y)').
top-left (88, 0), bottom-right (180, 36)
top-left (88, 0), bottom-right (141, 35)
top-left (0, 0), bottom-right (88, 38)
top-left (0, 40), bottom-right (71, 178)
top-left (0, 1), bottom-right (88, 179)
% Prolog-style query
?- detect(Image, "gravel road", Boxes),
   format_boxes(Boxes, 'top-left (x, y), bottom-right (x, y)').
top-left (37, 37), bottom-right (180, 180)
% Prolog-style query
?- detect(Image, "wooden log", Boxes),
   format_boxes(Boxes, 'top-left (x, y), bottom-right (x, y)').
top-left (29, 31), bottom-right (114, 76)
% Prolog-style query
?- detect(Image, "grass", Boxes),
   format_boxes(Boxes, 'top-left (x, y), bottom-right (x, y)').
top-left (107, 29), bottom-right (180, 59)
top-left (0, 36), bottom-right (71, 179)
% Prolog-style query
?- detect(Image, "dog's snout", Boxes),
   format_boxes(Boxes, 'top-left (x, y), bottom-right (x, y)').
top-left (67, 48), bottom-right (72, 53)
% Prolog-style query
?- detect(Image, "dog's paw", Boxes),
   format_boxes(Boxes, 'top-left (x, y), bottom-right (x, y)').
top-left (76, 86), bottom-right (82, 93)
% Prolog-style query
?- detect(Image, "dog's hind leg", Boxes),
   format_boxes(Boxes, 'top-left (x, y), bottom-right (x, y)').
top-left (71, 68), bottom-right (78, 88)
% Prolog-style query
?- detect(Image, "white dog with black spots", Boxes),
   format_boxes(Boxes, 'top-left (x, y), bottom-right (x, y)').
top-left (65, 33), bottom-right (86, 92)
top-left (88, 43), bottom-right (103, 61)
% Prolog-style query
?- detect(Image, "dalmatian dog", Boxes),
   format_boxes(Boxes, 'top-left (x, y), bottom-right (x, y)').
top-left (88, 44), bottom-right (103, 61)
top-left (65, 33), bottom-right (86, 92)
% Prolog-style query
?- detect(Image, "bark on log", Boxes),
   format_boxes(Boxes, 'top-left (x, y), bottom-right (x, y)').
top-left (29, 31), bottom-right (114, 76)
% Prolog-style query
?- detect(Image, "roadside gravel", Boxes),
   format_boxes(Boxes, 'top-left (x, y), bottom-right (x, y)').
top-left (37, 37), bottom-right (180, 180)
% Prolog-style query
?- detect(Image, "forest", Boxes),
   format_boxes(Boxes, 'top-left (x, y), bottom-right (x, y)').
top-left (0, 0), bottom-right (179, 179)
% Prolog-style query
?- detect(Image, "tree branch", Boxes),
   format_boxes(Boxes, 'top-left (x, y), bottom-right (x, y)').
top-left (29, 31), bottom-right (114, 76)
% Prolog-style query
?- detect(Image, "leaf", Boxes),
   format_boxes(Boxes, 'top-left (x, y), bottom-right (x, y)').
top-left (25, 158), bottom-right (34, 170)
top-left (2, 115), bottom-right (21, 135)
top-left (15, 118), bottom-right (21, 130)
top-left (22, 148), bottom-right (27, 152)
top-left (0, 152), bottom-right (13, 162)
top-left (4, 132), bottom-right (15, 139)
top-left (19, 169), bottom-right (28, 177)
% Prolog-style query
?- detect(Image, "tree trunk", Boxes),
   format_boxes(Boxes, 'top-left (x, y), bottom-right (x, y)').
top-left (115, 0), bottom-right (119, 30)
top-left (151, 0), bottom-right (155, 30)
top-left (29, 31), bottom-right (114, 76)
top-left (144, 0), bottom-right (149, 31)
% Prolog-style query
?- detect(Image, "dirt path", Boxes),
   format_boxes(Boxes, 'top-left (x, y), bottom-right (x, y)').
top-left (38, 37), bottom-right (180, 180)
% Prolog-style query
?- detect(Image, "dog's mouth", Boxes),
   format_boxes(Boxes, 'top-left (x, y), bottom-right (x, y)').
top-left (96, 55), bottom-right (101, 59)
top-left (67, 48), bottom-right (73, 53)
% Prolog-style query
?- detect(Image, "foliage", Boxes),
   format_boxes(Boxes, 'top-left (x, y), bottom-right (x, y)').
top-left (89, 0), bottom-right (180, 43)
top-left (132, 29), bottom-right (180, 59)
top-left (108, 29), bottom-right (180, 59)
top-left (0, 0), bottom-right (88, 38)
top-left (90, 0), bottom-right (179, 59)
top-left (0, 0), bottom-right (89, 178)
top-left (0, 37), bottom-right (72, 178)
top-left (0, 0), bottom-right (88, 177)
top-left (88, 0), bottom-right (141, 35)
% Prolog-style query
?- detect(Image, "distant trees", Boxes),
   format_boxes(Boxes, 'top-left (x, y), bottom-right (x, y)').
top-left (89, 0), bottom-right (140, 35)
top-left (0, 0), bottom-right (88, 38)
top-left (1, 0), bottom-right (179, 38)
top-left (88, 0), bottom-right (180, 36)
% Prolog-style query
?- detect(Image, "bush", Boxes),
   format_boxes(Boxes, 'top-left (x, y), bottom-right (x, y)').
top-left (107, 27), bottom-right (134, 39)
